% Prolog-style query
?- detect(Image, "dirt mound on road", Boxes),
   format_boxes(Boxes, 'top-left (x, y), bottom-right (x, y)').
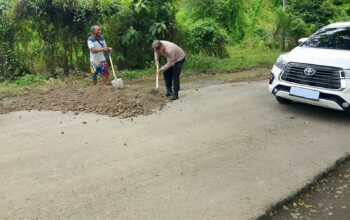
top-left (0, 85), bottom-right (166, 118)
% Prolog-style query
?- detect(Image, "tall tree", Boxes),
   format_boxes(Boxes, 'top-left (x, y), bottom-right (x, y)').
top-left (14, 0), bottom-right (118, 75)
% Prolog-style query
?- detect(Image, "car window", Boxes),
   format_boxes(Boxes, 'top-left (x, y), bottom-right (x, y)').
top-left (302, 28), bottom-right (350, 50)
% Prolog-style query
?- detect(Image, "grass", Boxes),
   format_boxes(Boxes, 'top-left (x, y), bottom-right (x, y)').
top-left (0, 46), bottom-right (280, 97)
top-left (184, 46), bottom-right (280, 73)
top-left (0, 75), bottom-right (90, 98)
top-left (119, 46), bottom-right (280, 79)
top-left (0, 79), bottom-right (56, 97)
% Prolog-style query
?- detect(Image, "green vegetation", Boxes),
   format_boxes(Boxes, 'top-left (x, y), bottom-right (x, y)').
top-left (119, 45), bottom-right (280, 78)
top-left (0, 0), bottom-right (349, 83)
top-left (0, 75), bottom-right (90, 97)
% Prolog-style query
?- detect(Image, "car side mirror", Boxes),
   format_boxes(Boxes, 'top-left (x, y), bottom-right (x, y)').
top-left (298, 38), bottom-right (308, 45)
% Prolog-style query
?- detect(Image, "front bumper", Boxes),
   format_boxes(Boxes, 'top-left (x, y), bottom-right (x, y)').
top-left (269, 65), bottom-right (350, 111)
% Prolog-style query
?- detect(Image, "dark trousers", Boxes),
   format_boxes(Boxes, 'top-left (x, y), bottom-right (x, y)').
top-left (163, 58), bottom-right (185, 94)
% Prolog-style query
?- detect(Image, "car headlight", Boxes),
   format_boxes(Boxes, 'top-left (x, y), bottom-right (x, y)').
top-left (275, 56), bottom-right (288, 70)
top-left (341, 70), bottom-right (350, 79)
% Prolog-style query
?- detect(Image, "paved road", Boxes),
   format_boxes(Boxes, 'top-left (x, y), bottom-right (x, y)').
top-left (266, 159), bottom-right (350, 220)
top-left (1, 81), bottom-right (350, 220)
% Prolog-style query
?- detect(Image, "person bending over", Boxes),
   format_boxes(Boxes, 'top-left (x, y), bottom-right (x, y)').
top-left (152, 40), bottom-right (186, 100)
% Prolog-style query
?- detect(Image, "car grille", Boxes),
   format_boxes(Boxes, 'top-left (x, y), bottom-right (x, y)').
top-left (281, 62), bottom-right (342, 89)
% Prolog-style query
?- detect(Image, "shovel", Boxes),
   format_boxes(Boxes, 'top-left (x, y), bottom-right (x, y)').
top-left (109, 53), bottom-right (123, 89)
top-left (155, 63), bottom-right (160, 89)
top-left (155, 52), bottom-right (160, 89)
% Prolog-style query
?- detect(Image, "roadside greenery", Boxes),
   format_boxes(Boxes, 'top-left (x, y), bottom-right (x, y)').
top-left (0, 0), bottom-right (349, 82)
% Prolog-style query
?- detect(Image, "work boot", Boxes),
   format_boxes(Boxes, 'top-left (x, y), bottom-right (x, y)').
top-left (165, 89), bottom-right (173, 97)
top-left (169, 92), bottom-right (179, 101)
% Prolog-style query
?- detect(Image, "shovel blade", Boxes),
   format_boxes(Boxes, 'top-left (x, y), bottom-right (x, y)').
top-left (112, 78), bottom-right (123, 89)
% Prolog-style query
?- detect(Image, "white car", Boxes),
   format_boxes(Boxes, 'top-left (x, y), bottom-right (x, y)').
top-left (269, 22), bottom-right (350, 111)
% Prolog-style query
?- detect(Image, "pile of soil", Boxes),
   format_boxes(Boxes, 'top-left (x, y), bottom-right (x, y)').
top-left (0, 85), bottom-right (166, 118)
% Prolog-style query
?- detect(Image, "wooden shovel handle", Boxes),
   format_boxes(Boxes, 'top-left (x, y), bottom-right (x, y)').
top-left (156, 64), bottom-right (160, 89)
top-left (109, 55), bottom-right (117, 79)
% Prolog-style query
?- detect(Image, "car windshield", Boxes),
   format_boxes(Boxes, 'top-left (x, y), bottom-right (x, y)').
top-left (302, 27), bottom-right (350, 50)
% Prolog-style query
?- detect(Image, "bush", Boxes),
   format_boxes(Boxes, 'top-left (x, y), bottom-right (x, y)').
top-left (184, 0), bottom-right (246, 43)
top-left (15, 74), bottom-right (45, 86)
top-left (106, 0), bottom-right (177, 70)
top-left (290, 0), bottom-right (338, 32)
top-left (189, 19), bottom-right (229, 58)
top-left (274, 7), bottom-right (310, 50)
top-left (289, 17), bottom-right (310, 44)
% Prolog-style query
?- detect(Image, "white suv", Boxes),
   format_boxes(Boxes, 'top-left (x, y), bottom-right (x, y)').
top-left (269, 22), bottom-right (350, 111)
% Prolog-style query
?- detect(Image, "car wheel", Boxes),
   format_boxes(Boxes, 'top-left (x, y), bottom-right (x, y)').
top-left (275, 96), bottom-right (292, 104)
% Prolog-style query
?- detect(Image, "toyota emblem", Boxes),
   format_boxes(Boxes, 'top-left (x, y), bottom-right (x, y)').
top-left (304, 67), bottom-right (316, 76)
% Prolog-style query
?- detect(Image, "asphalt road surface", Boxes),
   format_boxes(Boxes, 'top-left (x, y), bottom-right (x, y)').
top-left (265, 159), bottom-right (350, 220)
top-left (1, 81), bottom-right (350, 220)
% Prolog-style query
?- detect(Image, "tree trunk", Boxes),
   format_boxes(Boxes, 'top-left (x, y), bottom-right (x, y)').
top-left (281, 35), bottom-right (286, 51)
top-left (281, 0), bottom-right (287, 51)
top-left (93, 0), bottom-right (98, 20)
top-left (282, 0), bottom-right (287, 11)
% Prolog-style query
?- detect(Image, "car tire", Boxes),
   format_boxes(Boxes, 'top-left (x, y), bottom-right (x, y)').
top-left (275, 96), bottom-right (292, 104)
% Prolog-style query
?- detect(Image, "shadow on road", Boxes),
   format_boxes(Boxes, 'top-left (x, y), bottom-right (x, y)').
top-left (276, 102), bottom-right (350, 124)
